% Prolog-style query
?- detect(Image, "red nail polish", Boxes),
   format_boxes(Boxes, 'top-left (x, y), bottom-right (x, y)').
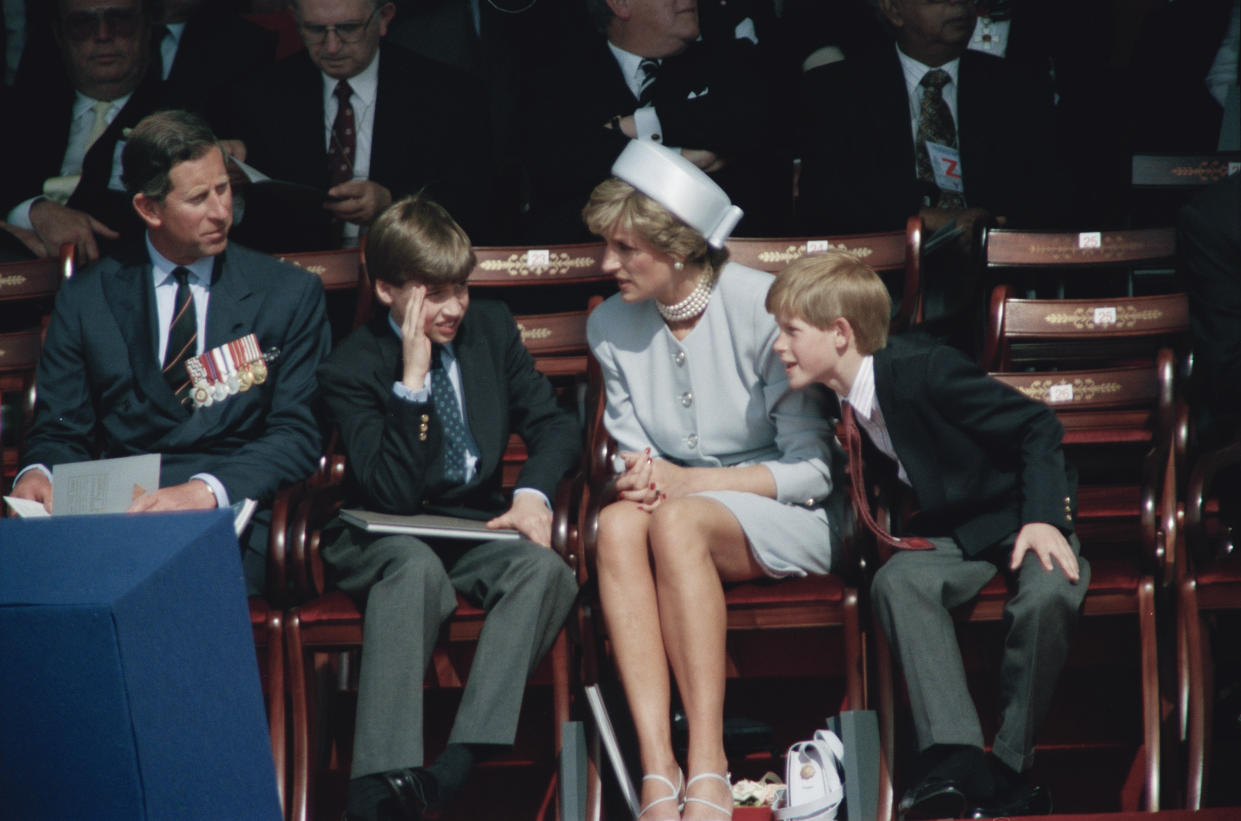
top-left (649, 482), bottom-right (656, 490)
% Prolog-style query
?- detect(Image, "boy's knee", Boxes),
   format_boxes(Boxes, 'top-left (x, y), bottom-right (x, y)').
top-left (374, 536), bottom-right (446, 583)
top-left (1016, 556), bottom-right (1089, 617)
top-left (513, 542), bottom-right (575, 587)
top-left (872, 555), bottom-right (921, 603)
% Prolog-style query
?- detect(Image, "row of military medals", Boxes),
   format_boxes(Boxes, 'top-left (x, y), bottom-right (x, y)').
top-left (183, 333), bottom-right (273, 408)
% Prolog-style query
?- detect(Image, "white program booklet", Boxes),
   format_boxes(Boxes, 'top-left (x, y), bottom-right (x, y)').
top-left (5, 454), bottom-right (256, 534)
top-left (4, 454), bottom-right (164, 516)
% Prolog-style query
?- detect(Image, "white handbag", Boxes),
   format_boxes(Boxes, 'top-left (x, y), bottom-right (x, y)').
top-left (773, 729), bottom-right (846, 821)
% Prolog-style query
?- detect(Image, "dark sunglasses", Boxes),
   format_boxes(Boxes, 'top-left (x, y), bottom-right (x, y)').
top-left (62, 8), bottom-right (142, 42)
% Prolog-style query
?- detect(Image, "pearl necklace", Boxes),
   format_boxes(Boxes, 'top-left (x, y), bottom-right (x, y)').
top-left (655, 274), bottom-right (713, 322)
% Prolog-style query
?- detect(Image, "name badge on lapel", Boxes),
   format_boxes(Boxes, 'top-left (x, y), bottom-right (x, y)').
top-left (925, 140), bottom-right (964, 193)
top-left (183, 332), bottom-right (280, 409)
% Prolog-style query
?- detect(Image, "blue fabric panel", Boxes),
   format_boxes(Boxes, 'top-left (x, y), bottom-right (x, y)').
top-left (0, 605), bottom-right (146, 819)
top-left (0, 510), bottom-right (280, 821)
top-left (0, 512), bottom-right (249, 605)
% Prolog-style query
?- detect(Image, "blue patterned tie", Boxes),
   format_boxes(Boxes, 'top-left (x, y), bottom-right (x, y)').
top-left (430, 348), bottom-right (468, 482)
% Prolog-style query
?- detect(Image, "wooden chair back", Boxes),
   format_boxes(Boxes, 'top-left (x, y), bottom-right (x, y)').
top-left (276, 247), bottom-right (370, 339)
top-left (0, 329), bottom-right (43, 488)
top-left (0, 244), bottom-right (74, 300)
top-left (1178, 434), bottom-right (1241, 808)
top-left (981, 226), bottom-right (1177, 297)
top-left (0, 244), bottom-right (75, 334)
top-left (982, 284), bottom-right (1190, 372)
top-left (726, 215), bottom-right (925, 332)
top-left (1129, 152), bottom-right (1241, 229)
top-left (467, 242), bottom-right (614, 315)
top-left (1131, 153), bottom-right (1241, 189)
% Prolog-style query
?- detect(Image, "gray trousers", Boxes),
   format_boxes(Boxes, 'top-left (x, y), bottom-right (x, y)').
top-left (322, 529), bottom-right (578, 778)
top-left (871, 534), bottom-right (1089, 773)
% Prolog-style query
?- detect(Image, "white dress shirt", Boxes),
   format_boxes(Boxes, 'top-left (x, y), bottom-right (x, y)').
top-left (839, 354), bottom-right (911, 487)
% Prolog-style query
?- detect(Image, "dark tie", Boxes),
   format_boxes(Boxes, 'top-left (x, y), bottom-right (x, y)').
top-left (430, 349), bottom-right (469, 482)
top-left (328, 80), bottom-right (356, 189)
top-left (840, 403), bottom-right (934, 558)
top-left (915, 69), bottom-right (966, 209)
top-left (163, 266), bottom-right (197, 395)
top-left (637, 58), bottom-right (660, 106)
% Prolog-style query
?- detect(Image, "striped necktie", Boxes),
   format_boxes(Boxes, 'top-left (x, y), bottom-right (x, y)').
top-left (163, 266), bottom-right (197, 395)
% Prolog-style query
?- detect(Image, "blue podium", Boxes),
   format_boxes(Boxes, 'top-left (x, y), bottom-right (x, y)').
top-left (0, 510), bottom-right (281, 821)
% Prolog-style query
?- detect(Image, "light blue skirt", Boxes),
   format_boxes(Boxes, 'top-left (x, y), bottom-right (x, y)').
top-left (692, 489), bottom-right (836, 577)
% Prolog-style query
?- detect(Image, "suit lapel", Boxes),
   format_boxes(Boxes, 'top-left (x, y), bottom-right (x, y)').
top-left (370, 45), bottom-right (406, 191)
top-left (204, 249), bottom-right (258, 348)
top-left (853, 49), bottom-right (922, 212)
top-left (956, 52), bottom-right (991, 203)
top-left (281, 53), bottom-right (331, 189)
top-left (454, 318), bottom-right (502, 474)
top-left (871, 346), bottom-right (917, 485)
top-left (100, 244), bottom-right (187, 418)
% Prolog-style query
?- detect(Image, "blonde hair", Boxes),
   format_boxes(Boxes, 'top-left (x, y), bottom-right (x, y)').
top-left (582, 177), bottom-right (729, 281)
top-left (766, 251), bottom-right (891, 354)
top-left (365, 195), bottom-right (476, 287)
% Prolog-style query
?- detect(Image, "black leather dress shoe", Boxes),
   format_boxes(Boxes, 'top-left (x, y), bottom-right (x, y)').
top-left (381, 768), bottom-right (437, 821)
top-left (970, 783), bottom-right (1052, 818)
top-left (899, 776), bottom-right (970, 820)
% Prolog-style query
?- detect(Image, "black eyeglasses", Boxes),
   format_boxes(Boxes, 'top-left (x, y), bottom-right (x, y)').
top-left (298, 6), bottom-right (381, 44)
top-left (61, 8), bottom-right (142, 42)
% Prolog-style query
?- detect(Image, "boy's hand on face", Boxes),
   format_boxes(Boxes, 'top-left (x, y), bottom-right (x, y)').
top-left (488, 491), bottom-right (552, 547)
top-left (1011, 521), bottom-right (1080, 582)
top-left (400, 284), bottom-right (433, 391)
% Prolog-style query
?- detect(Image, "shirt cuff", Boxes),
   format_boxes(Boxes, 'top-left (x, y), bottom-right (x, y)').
top-left (634, 106), bottom-right (664, 145)
top-left (6, 197), bottom-right (40, 231)
top-left (392, 378), bottom-right (431, 403)
top-left (513, 486), bottom-right (552, 511)
top-left (191, 473), bottom-right (230, 508)
top-left (13, 463), bottom-right (52, 487)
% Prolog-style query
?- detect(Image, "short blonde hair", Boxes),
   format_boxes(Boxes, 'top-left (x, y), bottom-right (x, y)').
top-left (582, 177), bottom-right (729, 281)
top-left (365, 195), bottom-right (476, 287)
top-left (766, 251), bottom-right (890, 354)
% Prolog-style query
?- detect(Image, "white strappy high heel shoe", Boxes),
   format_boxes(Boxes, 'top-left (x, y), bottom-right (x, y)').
top-left (638, 770), bottom-right (684, 821)
top-left (684, 771), bottom-right (733, 819)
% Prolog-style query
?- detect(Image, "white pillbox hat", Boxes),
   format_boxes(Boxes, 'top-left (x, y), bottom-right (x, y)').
top-left (610, 139), bottom-right (744, 249)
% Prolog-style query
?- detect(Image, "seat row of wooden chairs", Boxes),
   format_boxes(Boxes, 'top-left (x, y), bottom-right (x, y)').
top-left (2, 221), bottom-right (1234, 819)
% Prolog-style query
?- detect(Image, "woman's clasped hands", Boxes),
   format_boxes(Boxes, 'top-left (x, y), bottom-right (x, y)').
top-left (613, 447), bottom-right (693, 511)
